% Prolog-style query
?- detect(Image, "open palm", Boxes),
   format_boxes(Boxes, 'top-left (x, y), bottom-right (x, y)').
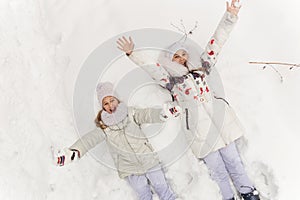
top-left (116, 36), bottom-right (135, 55)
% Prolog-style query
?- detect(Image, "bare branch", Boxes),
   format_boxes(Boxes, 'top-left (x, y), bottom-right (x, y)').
top-left (267, 64), bottom-right (284, 83)
top-left (249, 61), bottom-right (300, 68)
top-left (249, 61), bottom-right (300, 83)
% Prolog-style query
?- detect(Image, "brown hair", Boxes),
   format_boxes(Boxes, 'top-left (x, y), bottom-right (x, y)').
top-left (94, 110), bottom-right (108, 130)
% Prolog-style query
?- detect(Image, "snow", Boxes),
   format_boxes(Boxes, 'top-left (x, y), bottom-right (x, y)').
top-left (0, 0), bottom-right (299, 199)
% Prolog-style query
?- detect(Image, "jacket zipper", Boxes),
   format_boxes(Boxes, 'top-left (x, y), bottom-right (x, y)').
top-left (123, 131), bottom-right (144, 171)
top-left (185, 108), bottom-right (190, 130)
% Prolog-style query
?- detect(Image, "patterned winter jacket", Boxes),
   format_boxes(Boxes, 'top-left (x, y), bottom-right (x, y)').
top-left (70, 107), bottom-right (163, 178)
top-left (127, 11), bottom-right (245, 158)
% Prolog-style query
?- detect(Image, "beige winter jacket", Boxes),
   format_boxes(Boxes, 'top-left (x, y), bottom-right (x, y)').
top-left (127, 11), bottom-right (244, 158)
top-left (70, 107), bottom-right (163, 178)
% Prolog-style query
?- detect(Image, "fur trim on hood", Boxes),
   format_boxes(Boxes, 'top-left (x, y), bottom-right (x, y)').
top-left (158, 41), bottom-right (204, 77)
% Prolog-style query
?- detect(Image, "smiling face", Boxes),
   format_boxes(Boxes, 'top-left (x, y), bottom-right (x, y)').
top-left (102, 96), bottom-right (119, 114)
top-left (172, 49), bottom-right (189, 65)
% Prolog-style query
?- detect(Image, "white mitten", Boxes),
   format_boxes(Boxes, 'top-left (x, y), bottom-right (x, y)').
top-left (56, 148), bottom-right (80, 166)
top-left (160, 102), bottom-right (182, 121)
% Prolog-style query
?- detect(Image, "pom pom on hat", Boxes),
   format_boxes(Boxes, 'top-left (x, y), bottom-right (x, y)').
top-left (96, 82), bottom-right (116, 108)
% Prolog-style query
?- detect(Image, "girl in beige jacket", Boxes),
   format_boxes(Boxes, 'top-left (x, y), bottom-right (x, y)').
top-left (56, 82), bottom-right (180, 200)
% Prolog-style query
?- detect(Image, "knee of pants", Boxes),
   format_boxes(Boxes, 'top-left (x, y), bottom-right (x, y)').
top-left (224, 156), bottom-right (244, 171)
top-left (133, 184), bottom-right (151, 195)
top-left (152, 181), bottom-right (168, 192)
top-left (209, 165), bottom-right (230, 183)
top-left (152, 182), bottom-right (175, 198)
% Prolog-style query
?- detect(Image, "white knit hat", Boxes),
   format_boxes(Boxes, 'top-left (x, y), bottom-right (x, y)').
top-left (96, 82), bottom-right (116, 108)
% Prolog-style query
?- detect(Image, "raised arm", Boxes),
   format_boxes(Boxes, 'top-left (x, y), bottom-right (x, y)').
top-left (197, 0), bottom-right (241, 74)
top-left (69, 128), bottom-right (105, 157)
top-left (117, 37), bottom-right (173, 91)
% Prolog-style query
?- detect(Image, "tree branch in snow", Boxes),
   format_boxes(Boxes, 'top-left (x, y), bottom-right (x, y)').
top-left (249, 61), bottom-right (300, 83)
top-left (249, 61), bottom-right (300, 69)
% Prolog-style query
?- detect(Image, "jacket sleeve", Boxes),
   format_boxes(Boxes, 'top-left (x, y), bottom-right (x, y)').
top-left (128, 51), bottom-right (173, 91)
top-left (199, 11), bottom-right (238, 74)
top-left (128, 107), bottom-right (164, 126)
top-left (69, 128), bottom-right (105, 157)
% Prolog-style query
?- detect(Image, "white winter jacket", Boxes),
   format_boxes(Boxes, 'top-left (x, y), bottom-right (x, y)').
top-left (70, 107), bottom-right (163, 178)
top-left (128, 12), bottom-right (244, 158)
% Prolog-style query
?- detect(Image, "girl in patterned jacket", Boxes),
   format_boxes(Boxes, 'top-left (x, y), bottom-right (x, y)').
top-left (56, 82), bottom-right (181, 200)
top-left (116, 1), bottom-right (260, 200)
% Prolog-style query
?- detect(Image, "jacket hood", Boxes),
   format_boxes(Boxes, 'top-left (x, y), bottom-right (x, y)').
top-left (158, 42), bottom-right (204, 77)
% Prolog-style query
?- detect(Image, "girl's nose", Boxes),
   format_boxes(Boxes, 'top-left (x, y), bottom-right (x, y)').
top-left (109, 102), bottom-right (115, 109)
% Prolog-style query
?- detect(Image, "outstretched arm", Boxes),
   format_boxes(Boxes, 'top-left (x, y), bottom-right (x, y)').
top-left (56, 128), bottom-right (105, 166)
top-left (129, 103), bottom-right (181, 126)
top-left (69, 128), bottom-right (105, 157)
top-left (117, 37), bottom-right (173, 91)
top-left (196, 0), bottom-right (241, 74)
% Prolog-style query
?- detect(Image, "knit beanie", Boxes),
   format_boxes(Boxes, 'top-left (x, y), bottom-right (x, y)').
top-left (96, 82), bottom-right (116, 108)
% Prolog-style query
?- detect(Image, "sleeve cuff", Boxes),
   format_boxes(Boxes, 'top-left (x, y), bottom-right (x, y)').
top-left (225, 11), bottom-right (238, 24)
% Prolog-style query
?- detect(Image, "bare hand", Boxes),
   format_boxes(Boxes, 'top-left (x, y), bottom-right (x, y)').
top-left (116, 36), bottom-right (135, 55)
top-left (226, 0), bottom-right (241, 16)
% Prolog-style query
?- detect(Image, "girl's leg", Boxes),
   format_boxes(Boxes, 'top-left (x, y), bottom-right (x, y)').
top-left (146, 168), bottom-right (176, 200)
top-left (127, 174), bottom-right (153, 200)
top-left (203, 150), bottom-right (235, 200)
top-left (219, 142), bottom-right (254, 194)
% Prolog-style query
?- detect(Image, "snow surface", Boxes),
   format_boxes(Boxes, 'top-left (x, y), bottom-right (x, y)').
top-left (0, 0), bottom-right (299, 199)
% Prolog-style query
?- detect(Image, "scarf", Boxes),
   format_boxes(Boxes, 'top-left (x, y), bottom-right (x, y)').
top-left (101, 103), bottom-right (128, 126)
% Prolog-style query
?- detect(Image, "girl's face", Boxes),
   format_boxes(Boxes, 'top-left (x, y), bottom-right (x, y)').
top-left (102, 96), bottom-right (119, 114)
top-left (172, 49), bottom-right (189, 65)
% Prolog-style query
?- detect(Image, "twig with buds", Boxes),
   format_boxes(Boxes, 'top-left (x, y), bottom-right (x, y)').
top-left (249, 61), bottom-right (300, 70)
top-left (249, 61), bottom-right (300, 83)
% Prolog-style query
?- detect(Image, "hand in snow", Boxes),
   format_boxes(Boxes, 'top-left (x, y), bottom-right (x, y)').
top-left (56, 148), bottom-right (80, 166)
top-left (160, 102), bottom-right (182, 121)
top-left (226, 0), bottom-right (241, 16)
top-left (116, 36), bottom-right (135, 55)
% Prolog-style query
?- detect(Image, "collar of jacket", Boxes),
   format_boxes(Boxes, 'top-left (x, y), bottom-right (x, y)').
top-left (106, 117), bottom-right (129, 131)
